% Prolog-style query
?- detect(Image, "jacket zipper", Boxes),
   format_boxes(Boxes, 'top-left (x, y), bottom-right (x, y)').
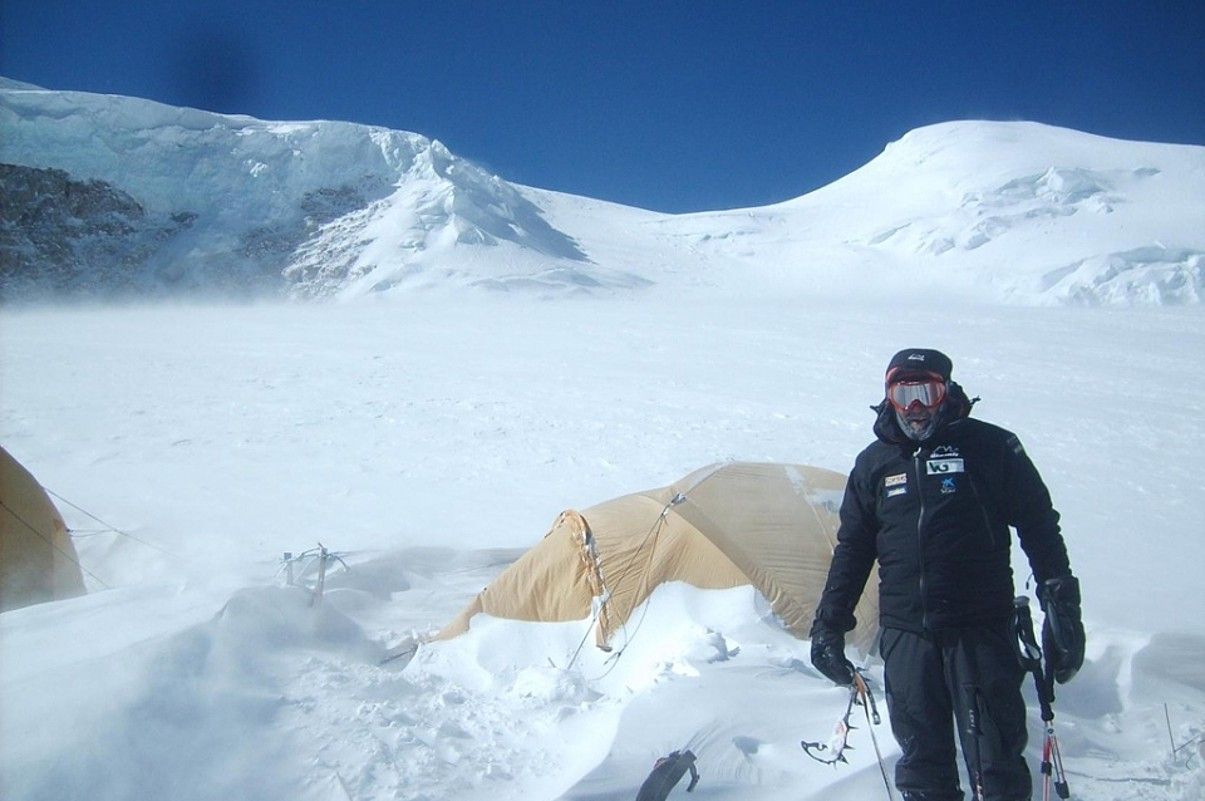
top-left (913, 447), bottom-right (930, 631)
top-left (967, 475), bottom-right (998, 549)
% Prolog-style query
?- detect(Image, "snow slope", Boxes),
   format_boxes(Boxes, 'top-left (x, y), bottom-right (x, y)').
top-left (0, 79), bottom-right (610, 298)
top-left (540, 120), bottom-right (1205, 306)
top-left (3, 80), bottom-right (1203, 304)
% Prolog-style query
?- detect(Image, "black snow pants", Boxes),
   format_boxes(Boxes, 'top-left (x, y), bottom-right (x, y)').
top-left (880, 623), bottom-right (1031, 801)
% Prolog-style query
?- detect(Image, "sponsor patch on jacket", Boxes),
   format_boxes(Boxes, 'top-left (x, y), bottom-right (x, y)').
top-left (885, 473), bottom-right (907, 487)
top-left (886, 486), bottom-right (907, 498)
top-left (926, 458), bottom-right (965, 475)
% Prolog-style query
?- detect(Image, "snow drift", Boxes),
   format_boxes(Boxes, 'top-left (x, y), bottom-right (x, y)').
top-left (3, 299), bottom-right (1203, 801)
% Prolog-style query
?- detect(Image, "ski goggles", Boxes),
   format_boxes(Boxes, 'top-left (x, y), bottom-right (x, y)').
top-left (886, 374), bottom-right (947, 412)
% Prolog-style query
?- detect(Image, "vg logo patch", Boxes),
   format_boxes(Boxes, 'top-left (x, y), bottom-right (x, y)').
top-left (926, 458), bottom-right (965, 475)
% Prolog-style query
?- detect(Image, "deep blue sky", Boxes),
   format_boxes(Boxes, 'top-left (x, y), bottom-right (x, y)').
top-left (2, 1), bottom-right (1202, 213)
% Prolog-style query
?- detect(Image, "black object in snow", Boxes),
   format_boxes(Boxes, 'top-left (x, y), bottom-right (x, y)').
top-left (635, 749), bottom-right (699, 801)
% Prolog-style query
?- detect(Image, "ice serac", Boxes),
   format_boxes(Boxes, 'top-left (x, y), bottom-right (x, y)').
top-left (0, 80), bottom-right (596, 301)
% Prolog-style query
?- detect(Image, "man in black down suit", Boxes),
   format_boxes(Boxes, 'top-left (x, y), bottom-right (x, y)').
top-left (810, 348), bottom-right (1085, 801)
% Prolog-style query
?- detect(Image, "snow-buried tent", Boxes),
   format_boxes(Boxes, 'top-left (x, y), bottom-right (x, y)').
top-left (0, 445), bottom-right (86, 612)
top-left (438, 462), bottom-right (880, 654)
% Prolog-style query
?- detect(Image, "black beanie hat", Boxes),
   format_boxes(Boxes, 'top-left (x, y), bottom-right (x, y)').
top-left (885, 348), bottom-right (953, 383)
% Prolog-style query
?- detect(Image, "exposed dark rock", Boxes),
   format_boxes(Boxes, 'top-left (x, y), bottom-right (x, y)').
top-left (0, 161), bottom-right (393, 301)
top-left (0, 164), bottom-right (188, 298)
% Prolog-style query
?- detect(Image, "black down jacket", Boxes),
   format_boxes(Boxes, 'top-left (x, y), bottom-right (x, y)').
top-left (815, 388), bottom-right (1071, 635)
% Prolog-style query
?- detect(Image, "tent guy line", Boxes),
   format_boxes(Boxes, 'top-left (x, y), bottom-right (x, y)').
top-left (1, 446), bottom-right (89, 611)
top-left (46, 486), bottom-right (177, 557)
top-left (581, 494), bottom-right (684, 673)
top-left (565, 477), bottom-right (712, 673)
top-left (0, 496), bottom-right (110, 589)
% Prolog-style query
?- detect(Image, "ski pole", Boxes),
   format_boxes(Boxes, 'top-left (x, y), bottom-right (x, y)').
top-left (1014, 596), bottom-right (1071, 800)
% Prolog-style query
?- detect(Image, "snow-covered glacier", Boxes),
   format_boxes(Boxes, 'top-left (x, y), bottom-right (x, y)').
top-left (0, 78), bottom-right (601, 300)
top-left (2, 78), bottom-right (1203, 304)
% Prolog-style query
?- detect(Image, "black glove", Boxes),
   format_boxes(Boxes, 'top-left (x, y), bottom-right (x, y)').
top-left (1038, 575), bottom-right (1085, 684)
top-left (810, 622), bottom-right (854, 686)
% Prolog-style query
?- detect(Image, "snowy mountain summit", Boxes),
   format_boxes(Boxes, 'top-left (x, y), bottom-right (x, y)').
top-left (2, 78), bottom-right (1202, 304)
top-left (0, 77), bottom-right (606, 300)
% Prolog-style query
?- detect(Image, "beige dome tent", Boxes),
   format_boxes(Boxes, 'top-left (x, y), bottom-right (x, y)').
top-left (1, 446), bottom-right (86, 613)
top-left (438, 462), bottom-right (880, 655)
